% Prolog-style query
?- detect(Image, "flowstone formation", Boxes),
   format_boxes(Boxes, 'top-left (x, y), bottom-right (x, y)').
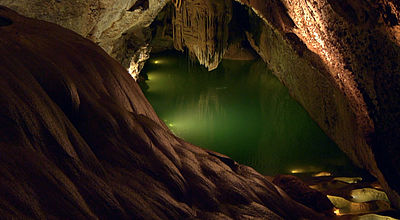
top-left (0, 7), bottom-right (325, 219)
top-left (172, 0), bottom-right (232, 70)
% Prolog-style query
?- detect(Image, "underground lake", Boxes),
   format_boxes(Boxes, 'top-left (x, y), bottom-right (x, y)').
top-left (139, 50), bottom-right (363, 177)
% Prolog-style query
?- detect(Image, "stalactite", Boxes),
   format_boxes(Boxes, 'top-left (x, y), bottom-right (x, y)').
top-left (172, 0), bottom-right (232, 70)
top-left (172, 0), bottom-right (182, 10)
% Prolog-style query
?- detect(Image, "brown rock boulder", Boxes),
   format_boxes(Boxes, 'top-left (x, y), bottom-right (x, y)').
top-left (273, 175), bottom-right (334, 214)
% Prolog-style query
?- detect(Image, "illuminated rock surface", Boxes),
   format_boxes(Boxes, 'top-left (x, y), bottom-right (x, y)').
top-left (0, 0), bottom-right (168, 66)
top-left (305, 175), bottom-right (397, 218)
top-left (0, 7), bottom-right (326, 219)
top-left (173, 0), bottom-right (232, 70)
top-left (236, 0), bottom-right (400, 208)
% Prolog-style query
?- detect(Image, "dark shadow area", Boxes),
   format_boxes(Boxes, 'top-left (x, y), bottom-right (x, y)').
top-left (128, 0), bottom-right (149, 11)
top-left (0, 16), bottom-right (12, 26)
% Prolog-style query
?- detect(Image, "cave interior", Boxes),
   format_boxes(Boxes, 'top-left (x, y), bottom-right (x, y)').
top-left (0, 0), bottom-right (400, 219)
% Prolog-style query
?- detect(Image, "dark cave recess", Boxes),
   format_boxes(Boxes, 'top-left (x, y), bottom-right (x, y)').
top-left (0, 16), bottom-right (12, 26)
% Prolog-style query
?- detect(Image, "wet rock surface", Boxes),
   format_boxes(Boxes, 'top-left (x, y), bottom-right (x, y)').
top-left (303, 174), bottom-right (398, 218)
top-left (236, 0), bottom-right (400, 208)
top-left (273, 175), bottom-right (335, 214)
top-left (0, 7), bottom-right (326, 219)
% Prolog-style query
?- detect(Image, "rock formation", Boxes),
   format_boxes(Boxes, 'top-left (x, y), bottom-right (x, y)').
top-left (1, 0), bottom-right (400, 213)
top-left (273, 175), bottom-right (334, 214)
top-left (236, 0), bottom-right (400, 208)
top-left (0, 0), bottom-right (168, 66)
top-left (0, 7), bottom-right (325, 219)
top-left (173, 0), bottom-right (232, 70)
top-left (151, 1), bottom-right (258, 61)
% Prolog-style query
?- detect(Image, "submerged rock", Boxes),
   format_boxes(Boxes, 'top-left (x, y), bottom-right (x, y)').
top-left (0, 6), bottom-right (325, 219)
top-left (327, 195), bottom-right (391, 215)
top-left (355, 214), bottom-right (399, 220)
top-left (351, 188), bottom-right (390, 203)
top-left (334, 177), bottom-right (364, 184)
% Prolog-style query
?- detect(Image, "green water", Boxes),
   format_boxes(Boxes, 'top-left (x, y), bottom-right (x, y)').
top-left (140, 51), bottom-right (360, 176)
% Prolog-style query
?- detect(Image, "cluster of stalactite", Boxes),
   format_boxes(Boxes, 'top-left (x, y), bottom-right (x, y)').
top-left (172, 0), bottom-right (232, 70)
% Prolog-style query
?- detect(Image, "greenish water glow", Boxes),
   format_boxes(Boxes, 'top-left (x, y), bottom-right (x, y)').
top-left (140, 50), bottom-right (361, 176)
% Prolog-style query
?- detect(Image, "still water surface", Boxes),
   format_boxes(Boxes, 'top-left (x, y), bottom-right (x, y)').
top-left (140, 51), bottom-right (360, 176)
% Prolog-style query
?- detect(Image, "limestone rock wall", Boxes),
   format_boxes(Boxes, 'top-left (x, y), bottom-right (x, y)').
top-left (236, 0), bottom-right (400, 208)
top-left (0, 7), bottom-right (324, 219)
top-left (0, 0), bottom-right (168, 65)
top-left (148, 3), bottom-right (175, 53)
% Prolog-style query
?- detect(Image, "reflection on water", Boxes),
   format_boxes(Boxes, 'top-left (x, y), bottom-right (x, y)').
top-left (140, 50), bottom-right (360, 176)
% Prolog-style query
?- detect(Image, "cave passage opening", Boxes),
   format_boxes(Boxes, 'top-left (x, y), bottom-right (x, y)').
top-left (133, 1), bottom-right (368, 178)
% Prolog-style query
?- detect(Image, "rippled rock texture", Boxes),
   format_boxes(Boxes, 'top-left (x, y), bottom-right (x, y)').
top-left (0, 7), bottom-right (325, 219)
top-left (237, 0), bottom-right (400, 208)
